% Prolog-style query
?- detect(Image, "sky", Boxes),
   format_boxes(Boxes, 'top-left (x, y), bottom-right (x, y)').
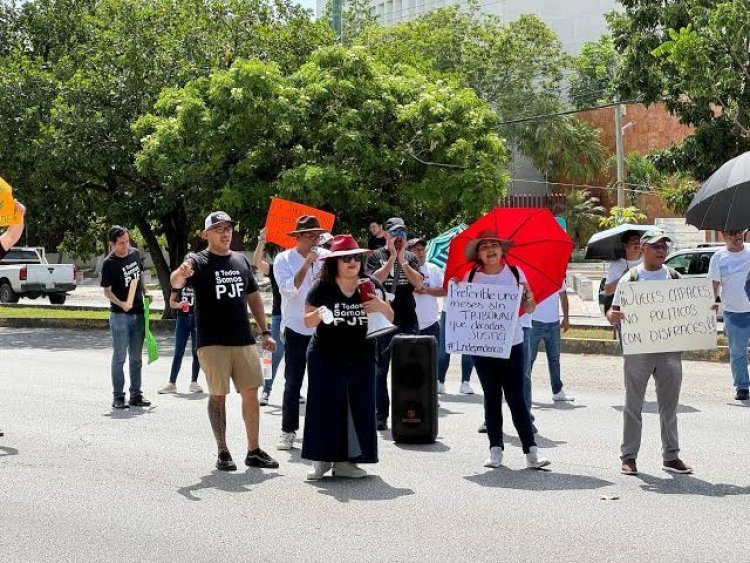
top-left (297, 0), bottom-right (317, 14)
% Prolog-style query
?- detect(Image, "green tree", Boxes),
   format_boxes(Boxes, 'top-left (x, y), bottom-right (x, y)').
top-left (569, 34), bottom-right (618, 110)
top-left (598, 206), bottom-right (647, 229)
top-left (562, 189), bottom-right (605, 248)
top-left (609, 0), bottom-right (750, 180)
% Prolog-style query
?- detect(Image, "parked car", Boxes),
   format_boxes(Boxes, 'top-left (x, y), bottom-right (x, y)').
top-left (598, 245), bottom-right (722, 317)
top-left (0, 247), bottom-right (77, 304)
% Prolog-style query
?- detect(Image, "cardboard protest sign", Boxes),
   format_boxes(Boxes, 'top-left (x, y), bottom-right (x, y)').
top-left (444, 281), bottom-right (522, 359)
top-left (264, 197), bottom-right (335, 249)
top-left (618, 278), bottom-right (717, 355)
top-left (0, 176), bottom-right (23, 227)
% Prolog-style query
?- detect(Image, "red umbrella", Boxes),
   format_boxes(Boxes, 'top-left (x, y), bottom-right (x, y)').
top-left (443, 207), bottom-right (574, 304)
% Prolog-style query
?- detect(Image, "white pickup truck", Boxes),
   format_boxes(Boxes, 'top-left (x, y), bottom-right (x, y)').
top-left (0, 247), bottom-right (77, 304)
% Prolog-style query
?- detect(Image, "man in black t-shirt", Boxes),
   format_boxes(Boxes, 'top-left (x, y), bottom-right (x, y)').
top-left (100, 225), bottom-right (151, 410)
top-left (0, 198), bottom-right (25, 438)
top-left (365, 216), bottom-right (423, 429)
top-left (171, 211), bottom-right (279, 472)
top-left (367, 220), bottom-right (387, 251)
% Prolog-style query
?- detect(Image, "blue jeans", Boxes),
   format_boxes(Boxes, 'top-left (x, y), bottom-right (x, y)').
top-left (169, 315), bottom-right (199, 383)
top-left (722, 311), bottom-right (750, 390)
top-left (109, 312), bottom-right (144, 399)
top-left (437, 311), bottom-right (473, 383)
top-left (281, 328), bottom-right (311, 433)
top-left (522, 326), bottom-right (534, 421)
top-left (263, 315), bottom-right (285, 395)
top-left (529, 320), bottom-right (563, 395)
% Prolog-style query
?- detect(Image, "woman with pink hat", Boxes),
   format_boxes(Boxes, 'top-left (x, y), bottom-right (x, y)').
top-left (462, 229), bottom-right (550, 470)
top-left (302, 234), bottom-right (394, 480)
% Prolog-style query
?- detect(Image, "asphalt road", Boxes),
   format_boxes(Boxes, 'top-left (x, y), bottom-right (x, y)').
top-left (1, 328), bottom-right (748, 562)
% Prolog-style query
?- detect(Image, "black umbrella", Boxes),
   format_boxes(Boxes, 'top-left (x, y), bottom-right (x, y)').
top-left (686, 151), bottom-right (750, 231)
top-left (584, 224), bottom-right (655, 261)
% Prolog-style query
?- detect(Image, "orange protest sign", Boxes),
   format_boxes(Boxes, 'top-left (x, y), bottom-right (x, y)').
top-left (264, 197), bottom-right (335, 249)
top-left (0, 176), bottom-right (23, 227)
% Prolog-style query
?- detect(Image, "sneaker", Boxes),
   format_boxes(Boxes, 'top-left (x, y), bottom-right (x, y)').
top-left (735, 389), bottom-right (749, 401)
top-left (158, 382), bottom-right (177, 394)
top-left (459, 381), bottom-right (474, 394)
top-left (526, 446), bottom-right (551, 469)
top-left (276, 431), bottom-right (295, 450)
top-left (299, 395), bottom-right (306, 404)
top-left (483, 446), bottom-right (504, 468)
top-left (112, 397), bottom-right (129, 409)
top-left (128, 395), bottom-right (152, 407)
top-left (189, 381), bottom-right (203, 393)
top-left (332, 461), bottom-right (367, 478)
top-left (216, 450), bottom-right (237, 471)
top-left (376, 418), bottom-right (388, 431)
top-left (245, 448), bottom-right (279, 469)
top-left (259, 390), bottom-right (269, 406)
top-left (552, 389), bottom-right (574, 402)
top-left (621, 458), bottom-right (638, 475)
top-left (437, 382), bottom-right (446, 394)
top-left (306, 461), bottom-right (333, 481)
top-left (477, 421), bottom-right (487, 433)
top-left (663, 458), bottom-right (693, 474)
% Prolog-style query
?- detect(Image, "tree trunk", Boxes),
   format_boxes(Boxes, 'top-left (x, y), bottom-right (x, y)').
top-left (135, 215), bottom-right (175, 320)
top-left (161, 201), bottom-right (189, 273)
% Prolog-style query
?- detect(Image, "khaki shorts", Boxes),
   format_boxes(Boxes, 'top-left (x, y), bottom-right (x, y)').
top-left (197, 345), bottom-right (263, 395)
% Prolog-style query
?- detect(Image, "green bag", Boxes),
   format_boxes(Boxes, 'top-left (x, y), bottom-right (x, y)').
top-left (143, 297), bottom-right (159, 364)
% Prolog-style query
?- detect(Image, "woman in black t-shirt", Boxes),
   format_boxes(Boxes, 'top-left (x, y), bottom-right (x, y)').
top-left (302, 234), bottom-right (393, 481)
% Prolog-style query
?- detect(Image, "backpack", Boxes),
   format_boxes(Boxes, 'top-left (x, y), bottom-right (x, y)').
top-left (628, 266), bottom-right (681, 282)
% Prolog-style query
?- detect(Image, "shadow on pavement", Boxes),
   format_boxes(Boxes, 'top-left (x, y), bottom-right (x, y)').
top-left (0, 327), bottom-right (175, 352)
top-left (0, 446), bottom-right (19, 457)
top-left (102, 406), bottom-right (157, 419)
top-left (465, 469), bottom-right (613, 491)
top-left (393, 441), bottom-right (450, 453)
top-left (636, 473), bottom-right (750, 497)
top-left (310, 476), bottom-right (415, 503)
top-left (611, 401), bottom-right (701, 414)
top-left (439, 394), bottom-right (484, 405)
top-left (172, 393), bottom-right (208, 402)
top-left (505, 434), bottom-right (567, 449)
top-left (532, 401), bottom-right (587, 411)
top-left (177, 469), bottom-right (282, 501)
top-left (727, 401), bottom-right (749, 408)
top-left (438, 406), bottom-right (463, 418)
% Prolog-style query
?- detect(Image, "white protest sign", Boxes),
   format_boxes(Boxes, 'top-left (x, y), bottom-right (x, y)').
top-left (618, 278), bottom-right (717, 355)
top-left (444, 281), bottom-right (521, 359)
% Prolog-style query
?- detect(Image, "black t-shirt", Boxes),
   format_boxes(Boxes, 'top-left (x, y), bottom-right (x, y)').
top-left (366, 248), bottom-right (420, 328)
top-left (100, 249), bottom-right (145, 315)
top-left (368, 235), bottom-right (386, 250)
top-left (186, 250), bottom-right (258, 348)
top-left (269, 263), bottom-right (282, 317)
top-left (0, 242), bottom-right (7, 260)
top-left (307, 278), bottom-right (383, 357)
top-left (173, 286), bottom-right (195, 317)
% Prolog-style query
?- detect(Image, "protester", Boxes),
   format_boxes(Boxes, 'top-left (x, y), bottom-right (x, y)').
top-left (170, 211), bottom-right (278, 471)
top-left (158, 285), bottom-right (203, 394)
top-left (274, 216), bottom-right (329, 450)
top-left (528, 283), bottom-right (572, 402)
top-left (366, 217), bottom-right (423, 430)
top-left (100, 226), bottom-right (151, 409)
top-left (603, 231), bottom-right (643, 310)
top-left (708, 230), bottom-right (750, 401)
top-left (607, 229), bottom-right (693, 475)
top-left (461, 229), bottom-right (549, 469)
top-left (302, 235), bottom-right (394, 480)
top-left (0, 199), bottom-right (25, 437)
top-left (367, 220), bottom-right (387, 250)
top-left (252, 228), bottom-right (284, 406)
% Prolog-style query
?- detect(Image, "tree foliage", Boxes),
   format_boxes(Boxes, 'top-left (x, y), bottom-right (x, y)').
top-left (598, 206), bottom-right (647, 229)
top-left (562, 189), bottom-right (605, 248)
top-left (569, 34), bottom-right (617, 110)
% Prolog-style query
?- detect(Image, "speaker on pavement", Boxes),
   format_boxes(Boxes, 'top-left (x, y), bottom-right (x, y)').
top-left (390, 334), bottom-right (438, 443)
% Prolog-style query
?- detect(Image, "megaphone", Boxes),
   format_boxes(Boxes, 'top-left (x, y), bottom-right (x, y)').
top-left (366, 310), bottom-right (398, 339)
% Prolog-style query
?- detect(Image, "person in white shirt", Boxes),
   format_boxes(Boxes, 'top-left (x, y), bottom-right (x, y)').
top-left (607, 229), bottom-right (692, 476)
top-left (707, 230), bottom-right (750, 401)
top-left (602, 231), bottom-right (643, 314)
top-left (528, 283), bottom-right (572, 403)
top-left (408, 238), bottom-right (475, 395)
top-left (273, 216), bottom-right (330, 450)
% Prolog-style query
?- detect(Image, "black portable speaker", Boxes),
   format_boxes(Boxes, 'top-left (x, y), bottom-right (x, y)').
top-left (390, 334), bottom-right (438, 443)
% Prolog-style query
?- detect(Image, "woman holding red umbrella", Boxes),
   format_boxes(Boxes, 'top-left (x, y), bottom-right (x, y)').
top-left (462, 229), bottom-right (550, 470)
top-left (302, 234), bottom-right (394, 481)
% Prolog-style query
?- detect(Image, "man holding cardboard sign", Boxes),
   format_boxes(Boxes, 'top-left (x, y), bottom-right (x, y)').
top-left (607, 229), bottom-right (695, 476)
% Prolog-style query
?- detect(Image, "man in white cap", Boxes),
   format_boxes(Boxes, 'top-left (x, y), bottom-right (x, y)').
top-left (171, 211), bottom-right (279, 471)
top-left (607, 229), bottom-right (692, 476)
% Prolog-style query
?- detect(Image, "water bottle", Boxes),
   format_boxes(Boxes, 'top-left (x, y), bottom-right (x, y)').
top-left (261, 349), bottom-right (272, 384)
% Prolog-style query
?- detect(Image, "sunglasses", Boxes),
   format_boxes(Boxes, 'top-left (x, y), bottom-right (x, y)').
top-left (389, 229), bottom-right (407, 238)
top-left (340, 255), bottom-right (363, 263)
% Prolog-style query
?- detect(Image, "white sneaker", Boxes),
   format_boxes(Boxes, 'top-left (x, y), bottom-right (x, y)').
top-left (526, 446), bottom-right (551, 469)
top-left (259, 390), bottom-right (269, 406)
top-left (306, 461), bottom-right (333, 481)
top-left (459, 382), bottom-right (475, 395)
top-left (332, 461), bottom-right (367, 478)
top-left (483, 447), bottom-right (504, 468)
top-left (189, 381), bottom-right (203, 393)
top-left (157, 382), bottom-right (176, 394)
top-left (276, 431), bottom-right (296, 450)
top-left (437, 382), bottom-right (446, 394)
top-left (552, 389), bottom-right (574, 402)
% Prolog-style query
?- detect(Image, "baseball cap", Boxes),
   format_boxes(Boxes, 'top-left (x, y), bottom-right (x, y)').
top-left (640, 229), bottom-right (672, 245)
top-left (407, 237), bottom-right (426, 249)
top-left (204, 211), bottom-right (236, 231)
top-left (385, 217), bottom-right (406, 233)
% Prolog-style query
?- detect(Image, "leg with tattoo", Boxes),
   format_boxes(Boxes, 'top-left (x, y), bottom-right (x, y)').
top-left (207, 395), bottom-right (227, 452)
